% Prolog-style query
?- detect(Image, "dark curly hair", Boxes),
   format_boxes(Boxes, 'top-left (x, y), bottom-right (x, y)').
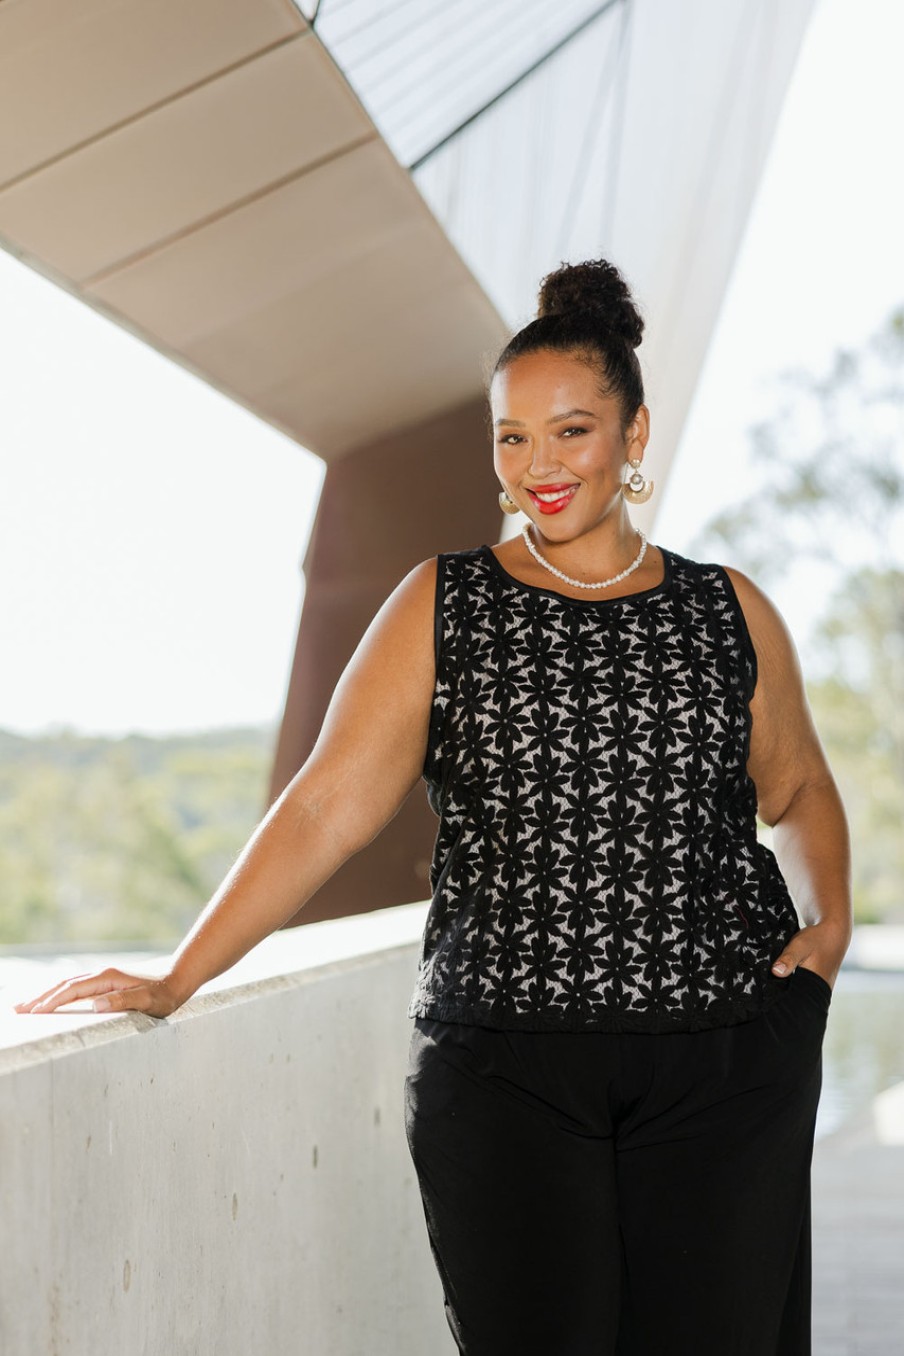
top-left (488, 259), bottom-right (646, 438)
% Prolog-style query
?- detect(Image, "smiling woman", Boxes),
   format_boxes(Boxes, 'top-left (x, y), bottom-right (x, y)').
top-left (488, 262), bottom-right (662, 605)
top-left (402, 257), bottom-right (853, 1355)
top-left (14, 256), bottom-right (853, 1356)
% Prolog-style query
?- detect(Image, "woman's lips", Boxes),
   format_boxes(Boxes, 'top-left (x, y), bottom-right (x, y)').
top-left (526, 485), bottom-right (579, 514)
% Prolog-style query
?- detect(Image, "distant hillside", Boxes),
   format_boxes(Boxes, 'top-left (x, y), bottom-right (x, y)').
top-left (0, 724), bottom-right (278, 946)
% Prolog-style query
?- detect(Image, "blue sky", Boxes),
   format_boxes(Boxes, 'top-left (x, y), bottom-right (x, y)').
top-left (2, 0), bottom-right (901, 738)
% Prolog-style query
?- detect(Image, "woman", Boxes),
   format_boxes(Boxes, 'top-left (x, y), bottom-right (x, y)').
top-left (16, 259), bottom-right (851, 1355)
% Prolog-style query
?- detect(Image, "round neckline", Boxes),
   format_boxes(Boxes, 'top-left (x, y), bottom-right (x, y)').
top-left (479, 541), bottom-right (674, 608)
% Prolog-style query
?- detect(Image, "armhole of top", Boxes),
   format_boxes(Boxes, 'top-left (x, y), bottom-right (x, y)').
top-left (712, 564), bottom-right (759, 704)
top-left (433, 552), bottom-right (447, 676)
top-left (422, 554), bottom-right (448, 790)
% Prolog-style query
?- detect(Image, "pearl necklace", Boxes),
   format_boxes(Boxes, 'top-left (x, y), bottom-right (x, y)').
top-left (521, 524), bottom-right (648, 589)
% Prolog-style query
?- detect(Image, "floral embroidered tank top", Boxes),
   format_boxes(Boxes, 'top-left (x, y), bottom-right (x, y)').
top-left (406, 542), bottom-right (802, 1034)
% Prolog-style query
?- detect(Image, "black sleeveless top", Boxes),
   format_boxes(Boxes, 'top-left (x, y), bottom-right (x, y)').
top-left (407, 542), bottom-right (801, 1034)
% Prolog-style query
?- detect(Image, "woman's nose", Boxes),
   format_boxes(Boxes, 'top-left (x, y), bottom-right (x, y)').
top-left (527, 443), bottom-right (562, 474)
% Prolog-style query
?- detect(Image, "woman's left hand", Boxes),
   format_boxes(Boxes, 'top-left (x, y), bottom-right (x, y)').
top-left (770, 922), bottom-right (848, 993)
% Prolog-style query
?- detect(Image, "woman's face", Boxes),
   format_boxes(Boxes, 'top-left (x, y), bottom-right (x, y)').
top-left (491, 349), bottom-right (648, 540)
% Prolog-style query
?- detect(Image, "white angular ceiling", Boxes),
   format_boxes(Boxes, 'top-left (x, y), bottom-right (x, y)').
top-left (0, 0), bottom-right (818, 508)
top-left (0, 0), bottom-right (509, 460)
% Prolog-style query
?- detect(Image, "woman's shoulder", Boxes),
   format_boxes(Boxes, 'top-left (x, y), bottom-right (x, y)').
top-left (434, 542), bottom-right (487, 562)
top-left (662, 545), bottom-right (770, 603)
top-left (676, 550), bottom-right (798, 675)
top-left (386, 545), bottom-right (486, 616)
top-left (660, 546), bottom-right (794, 654)
top-left (709, 560), bottom-right (786, 635)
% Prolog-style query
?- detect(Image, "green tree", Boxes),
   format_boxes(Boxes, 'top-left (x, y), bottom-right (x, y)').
top-left (685, 308), bottom-right (904, 924)
top-left (0, 725), bottom-right (274, 945)
top-left (807, 568), bottom-right (904, 922)
top-left (687, 307), bottom-right (904, 584)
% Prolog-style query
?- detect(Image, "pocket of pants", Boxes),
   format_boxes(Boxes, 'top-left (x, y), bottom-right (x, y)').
top-left (793, 963), bottom-right (833, 1005)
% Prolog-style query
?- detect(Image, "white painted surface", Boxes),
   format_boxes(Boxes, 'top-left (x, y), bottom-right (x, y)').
top-left (0, 902), bottom-right (457, 1356)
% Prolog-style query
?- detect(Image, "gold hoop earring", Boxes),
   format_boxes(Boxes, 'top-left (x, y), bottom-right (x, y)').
top-left (621, 457), bottom-right (654, 504)
top-left (499, 489), bottom-right (521, 515)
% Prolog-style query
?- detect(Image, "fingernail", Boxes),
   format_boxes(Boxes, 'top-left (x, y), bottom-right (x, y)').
top-left (773, 962), bottom-right (788, 975)
top-left (93, 997), bottom-right (112, 1012)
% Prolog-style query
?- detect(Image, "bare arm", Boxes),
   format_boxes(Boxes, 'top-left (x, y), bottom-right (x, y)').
top-left (725, 566), bottom-right (853, 989)
top-left (14, 556), bottom-right (439, 1017)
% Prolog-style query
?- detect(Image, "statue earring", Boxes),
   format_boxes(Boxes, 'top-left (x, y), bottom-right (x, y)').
top-left (499, 489), bottom-right (521, 515)
top-left (621, 457), bottom-right (654, 504)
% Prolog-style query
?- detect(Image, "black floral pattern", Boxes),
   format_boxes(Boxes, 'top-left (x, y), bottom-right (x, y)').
top-left (408, 543), bottom-right (802, 1033)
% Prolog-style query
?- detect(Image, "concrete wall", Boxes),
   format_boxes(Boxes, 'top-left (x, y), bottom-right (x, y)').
top-left (1, 903), bottom-right (456, 1356)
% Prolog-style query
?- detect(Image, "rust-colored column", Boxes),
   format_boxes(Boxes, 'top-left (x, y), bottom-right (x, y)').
top-left (268, 392), bottom-right (502, 927)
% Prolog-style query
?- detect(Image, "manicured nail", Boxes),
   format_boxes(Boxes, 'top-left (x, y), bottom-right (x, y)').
top-left (93, 997), bottom-right (111, 1012)
top-left (773, 962), bottom-right (787, 975)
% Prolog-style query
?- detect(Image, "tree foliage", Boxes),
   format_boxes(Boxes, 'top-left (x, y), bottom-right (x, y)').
top-left (686, 307), bottom-right (904, 923)
top-left (687, 308), bottom-right (904, 583)
top-left (0, 725), bottom-right (274, 945)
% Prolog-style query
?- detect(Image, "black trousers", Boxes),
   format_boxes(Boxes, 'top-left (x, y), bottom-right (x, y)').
top-left (404, 964), bottom-right (831, 1356)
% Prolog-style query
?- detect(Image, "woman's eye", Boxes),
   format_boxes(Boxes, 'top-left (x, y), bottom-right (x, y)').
top-left (496, 427), bottom-right (586, 444)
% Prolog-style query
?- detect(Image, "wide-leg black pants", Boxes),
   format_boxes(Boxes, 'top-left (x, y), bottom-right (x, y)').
top-left (404, 963), bottom-right (831, 1356)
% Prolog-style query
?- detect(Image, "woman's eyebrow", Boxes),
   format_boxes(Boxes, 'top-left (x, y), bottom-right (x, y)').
top-left (494, 408), bottom-right (598, 427)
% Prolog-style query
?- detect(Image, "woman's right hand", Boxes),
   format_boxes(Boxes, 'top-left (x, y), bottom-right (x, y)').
top-left (13, 965), bottom-right (190, 1018)
top-left (13, 555), bottom-right (438, 1024)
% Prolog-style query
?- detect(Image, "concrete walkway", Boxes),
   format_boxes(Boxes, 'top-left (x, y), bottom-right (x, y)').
top-left (812, 1085), bottom-right (904, 1354)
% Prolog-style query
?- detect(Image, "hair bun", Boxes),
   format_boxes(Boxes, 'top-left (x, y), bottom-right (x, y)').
top-left (537, 259), bottom-right (644, 348)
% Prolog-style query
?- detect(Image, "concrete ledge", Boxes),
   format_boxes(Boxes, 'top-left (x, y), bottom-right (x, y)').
top-left (0, 901), bottom-right (456, 1356)
top-left (1, 899), bottom-right (431, 1063)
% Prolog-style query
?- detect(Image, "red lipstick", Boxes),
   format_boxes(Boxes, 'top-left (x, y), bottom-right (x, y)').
top-left (526, 483), bottom-right (580, 515)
